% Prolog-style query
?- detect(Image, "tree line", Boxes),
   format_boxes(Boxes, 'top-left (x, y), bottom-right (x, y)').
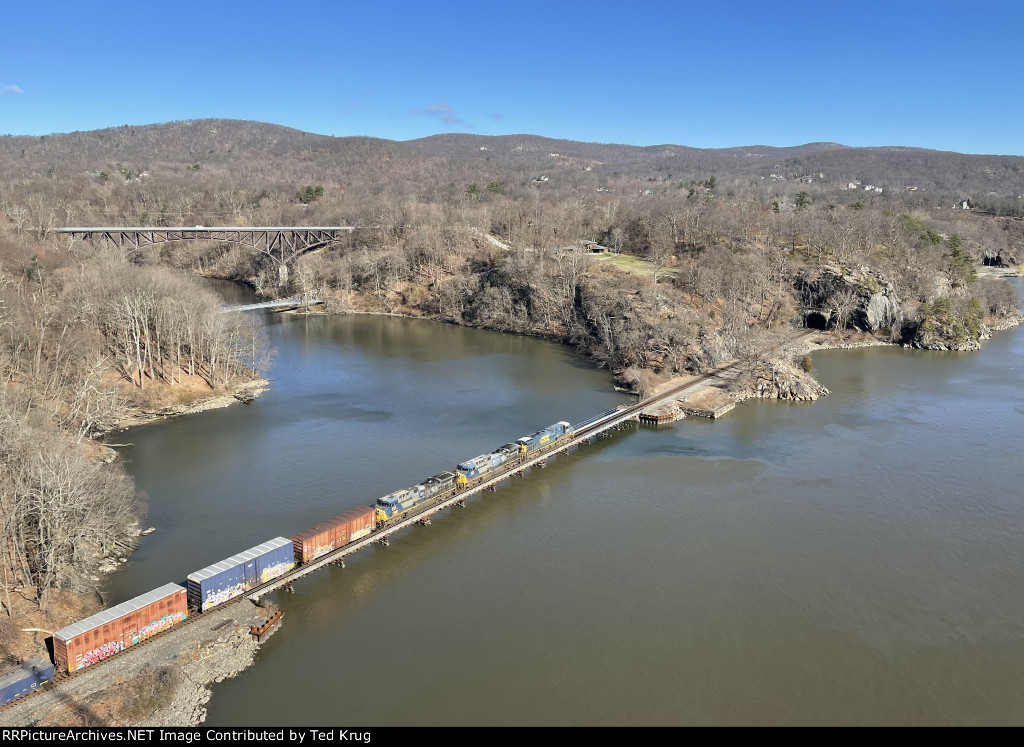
top-left (0, 393), bottom-right (136, 613)
top-left (1, 244), bottom-right (271, 615)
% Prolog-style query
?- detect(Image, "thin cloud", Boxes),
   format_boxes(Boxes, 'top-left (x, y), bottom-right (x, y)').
top-left (1, 84), bottom-right (24, 95)
top-left (490, 112), bottom-right (504, 123)
top-left (342, 88), bottom-right (376, 116)
top-left (411, 102), bottom-right (463, 126)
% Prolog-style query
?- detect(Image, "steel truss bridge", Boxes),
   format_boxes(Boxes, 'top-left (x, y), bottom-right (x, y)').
top-left (57, 226), bottom-right (355, 265)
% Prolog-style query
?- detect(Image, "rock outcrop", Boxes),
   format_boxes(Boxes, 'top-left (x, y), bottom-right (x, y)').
top-left (865, 292), bottom-right (899, 332)
top-left (740, 360), bottom-right (830, 402)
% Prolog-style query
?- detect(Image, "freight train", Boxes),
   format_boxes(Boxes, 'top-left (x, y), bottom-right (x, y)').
top-left (38, 420), bottom-right (575, 677)
top-left (374, 421), bottom-right (572, 525)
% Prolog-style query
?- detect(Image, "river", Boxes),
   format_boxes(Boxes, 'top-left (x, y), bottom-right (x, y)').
top-left (106, 281), bottom-right (1024, 726)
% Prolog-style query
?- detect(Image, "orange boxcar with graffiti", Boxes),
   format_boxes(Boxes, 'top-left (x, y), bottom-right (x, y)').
top-left (291, 506), bottom-right (376, 564)
top-left (53, 584), bottom-right (188, 673)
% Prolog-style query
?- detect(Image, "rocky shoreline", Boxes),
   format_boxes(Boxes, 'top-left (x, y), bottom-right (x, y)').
top-left (737, 359), bottom-right (831, 403)
top-left (145, 606), bottom-right (270, 727)
top-left (108, 378), bottom-right (269, 431)
top-left (638, 311), bottom-right (1022, 416)
top-left (985, 309), bottom-right (1024, 332)
top-left (0, 602), bottom-right (272, 728)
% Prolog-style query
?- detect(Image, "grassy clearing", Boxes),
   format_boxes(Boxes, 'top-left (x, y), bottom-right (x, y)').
top-left (594, 253), bottom-right (679, 277)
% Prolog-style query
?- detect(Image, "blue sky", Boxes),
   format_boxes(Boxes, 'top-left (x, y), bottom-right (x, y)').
top-left (2, 1), bottom-right (1022, 155)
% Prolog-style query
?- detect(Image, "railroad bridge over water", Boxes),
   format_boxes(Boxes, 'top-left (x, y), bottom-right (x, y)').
top-left (57, 226), bottom-right (355, 285)
top-left (0, 351), bottom-right (778, 714)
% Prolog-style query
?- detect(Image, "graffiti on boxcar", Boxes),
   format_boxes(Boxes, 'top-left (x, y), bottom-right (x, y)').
top-left (260, 561), bottom-right (294, 583)
top-left (201, 561), bottom-right (294, 609)
top-left (310, 543), bottom-right (336, 561)
top-left (78, 639), bottom-right (125, 669)
top-left (130, 611), bottom-right (187, 645)
top-left (203, 582), bottom-right (247, 611)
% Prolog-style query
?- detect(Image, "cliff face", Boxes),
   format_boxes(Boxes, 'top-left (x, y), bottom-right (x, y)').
top-left (865, 292), bottom-right (900, 332)
top-left (795, 266), bottom-right (903, 335)
top-left (795, 263), bottom-right (1022, 352)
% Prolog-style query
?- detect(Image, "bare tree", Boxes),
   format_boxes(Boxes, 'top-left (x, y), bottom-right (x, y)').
top-left (828, 285), bottom-right (861, 330)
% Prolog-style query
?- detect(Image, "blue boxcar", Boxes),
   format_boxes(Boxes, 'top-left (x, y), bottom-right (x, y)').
top-left (187, 537), bottom-right (294, 612)
top-left (0, 657), bottom-right (53, 706)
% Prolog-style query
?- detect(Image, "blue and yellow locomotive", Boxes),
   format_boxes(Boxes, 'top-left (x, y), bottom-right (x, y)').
top-left (374, 421), bottom-right (573, 526)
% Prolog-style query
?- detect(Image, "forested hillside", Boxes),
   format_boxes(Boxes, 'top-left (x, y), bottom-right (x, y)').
top-left (4, 120), bottom-right (1022, 197)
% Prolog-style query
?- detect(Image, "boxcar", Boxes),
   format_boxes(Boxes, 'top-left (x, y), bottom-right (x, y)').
top-left (53, 584), bottom-right (187, 673)
top-left (291, 506), bottom-right (376, 564)
top-left (187, 537), bottom-right (295, 612)
top-left (0, 657), bottom-right (54, 705)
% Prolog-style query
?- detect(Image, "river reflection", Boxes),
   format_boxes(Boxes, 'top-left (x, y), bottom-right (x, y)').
top-left (111, 282), bottom-right (1024, 726)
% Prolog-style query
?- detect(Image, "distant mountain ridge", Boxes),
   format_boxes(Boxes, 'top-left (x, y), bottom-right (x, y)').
top-left (1, 119), bottom-right (1021, 196)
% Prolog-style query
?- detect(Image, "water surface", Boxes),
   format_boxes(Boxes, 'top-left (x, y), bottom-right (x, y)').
top-left (111, 283), bottom-right (1024, 726)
